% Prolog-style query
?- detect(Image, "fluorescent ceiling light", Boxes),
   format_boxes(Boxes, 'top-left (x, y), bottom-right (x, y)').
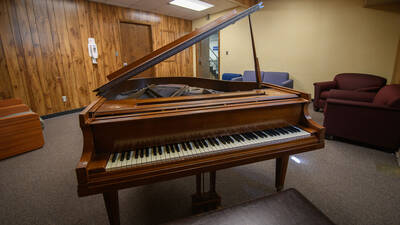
top-left (169, 0), bottom-right (214, 11)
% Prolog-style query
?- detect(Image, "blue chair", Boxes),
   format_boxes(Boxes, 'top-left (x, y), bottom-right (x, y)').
top-left (233, 70), bottom-right (293, 88)
top-left (231, 70), bottom-right (264, 82)
top-left (263, 72), bottom-right (293, 88)
top-left (222, 73), bottom-right (242, 81)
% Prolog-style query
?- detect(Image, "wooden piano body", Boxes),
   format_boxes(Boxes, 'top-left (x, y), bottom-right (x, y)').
top-left (76, 3), bottom-right (325, 225)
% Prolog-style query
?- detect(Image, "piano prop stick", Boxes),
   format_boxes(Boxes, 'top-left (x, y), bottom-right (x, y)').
top-left (248, 14), bottom-right (262, 89)
top-left (75, 2), bottom-right (325, 225)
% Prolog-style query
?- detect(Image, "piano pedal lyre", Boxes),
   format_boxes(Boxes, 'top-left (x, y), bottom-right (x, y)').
top-left (191, 171), bottom-right (221, 214)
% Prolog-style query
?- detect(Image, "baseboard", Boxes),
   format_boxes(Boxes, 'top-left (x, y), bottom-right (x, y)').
top-left (41, 107), bottom-right (84, 120)
top-left (396, 150), bottom-right (400, 167)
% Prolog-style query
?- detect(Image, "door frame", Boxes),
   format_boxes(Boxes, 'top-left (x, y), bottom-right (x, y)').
top-left (195, 32), bottom-right (220, 79)
top-left (392, 37), bottom-right (400, 84)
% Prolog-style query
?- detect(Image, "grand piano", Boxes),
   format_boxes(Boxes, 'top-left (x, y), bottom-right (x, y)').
top-left (76, 3), bottom-right (325, 225)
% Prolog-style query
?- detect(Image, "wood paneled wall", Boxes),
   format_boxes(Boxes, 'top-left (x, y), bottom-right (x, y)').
top-left (0, 0), bottom-right (193, 115)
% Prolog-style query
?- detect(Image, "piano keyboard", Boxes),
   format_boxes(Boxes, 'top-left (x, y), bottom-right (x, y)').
top-left (105, 125), bottom-right (310, 171)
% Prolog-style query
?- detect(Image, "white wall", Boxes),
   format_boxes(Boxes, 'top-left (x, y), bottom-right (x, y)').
top-left (193, 0), bottom-right (400, 95)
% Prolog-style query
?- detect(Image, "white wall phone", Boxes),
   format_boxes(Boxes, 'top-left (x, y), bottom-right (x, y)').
top-left (88, 38), bottom-right (98, 64)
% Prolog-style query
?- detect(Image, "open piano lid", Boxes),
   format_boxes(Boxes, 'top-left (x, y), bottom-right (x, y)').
top-left (94, 2), bottom-right (264, 98)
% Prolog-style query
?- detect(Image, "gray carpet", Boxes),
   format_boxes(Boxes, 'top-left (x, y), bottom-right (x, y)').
top-left (1, 105), bottom-right (399, 225)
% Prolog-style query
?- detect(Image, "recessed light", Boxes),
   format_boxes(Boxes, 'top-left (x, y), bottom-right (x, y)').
top-left (169, 0), bottom-right (214, 11)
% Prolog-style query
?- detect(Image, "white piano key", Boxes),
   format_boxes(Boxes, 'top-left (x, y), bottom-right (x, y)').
top-left (121, 152), bottom-right (128, 167)
top-left (105, 126), bottom-right (312, 171)
top-left (106, 153), bottom-right (114, 170)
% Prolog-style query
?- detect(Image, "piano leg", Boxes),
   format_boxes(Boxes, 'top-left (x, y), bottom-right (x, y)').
top-left (275, 155), bottom-right (289, 192)
top-left (103, 191), bottom-right (120, 225)
top-left (192, 171), bottom-right (221, 213)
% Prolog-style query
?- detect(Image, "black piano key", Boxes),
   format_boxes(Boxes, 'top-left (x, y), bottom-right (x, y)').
top-left (193, 141), bottom-right (199, 148)
top-left (186, 142), bottom-right (193, 150)
top-left (271, 130), bottom-right (279, 136)
top-left (201, 139), bottom-right (208, 147)
top-left (152, 147), bottom-right (157, 155)
top-left (145, 148), bottom-right (150, 157)
top-left (250, 132), bottom-right (259, 139)
top-left (287, 126), bottom-right (298, 132)
top-left (170, 144), bottom-right (175, 153)
top-left (226, 136), bottom-right (234, 143)
top-left (274, 128), bottom-right (284, 135)
top-left (174, 144), bottom-right (180, 152)
top-left (253, 131), bottom-right (262, 138)
top-left (181, 143), bottom-right (187, 151)
top-left (224, 136), bottom-right (231, 143)
top-left (277, 128), bottom-right (288, 134)
top-left (236, 135), bottom-right (244, 142)
top-left (207, 138), bottom-right (215, 146)
top-left (283, 126), bottom-right (295, 133)
top-left (218, 136), bottom-right (226, 144)
top-left (140, 149), bottom-right (144, 158)
top-left (242, 133), bottom-right (251, 140)
top-left (263, 130), bottom-right (272, 136)
top-left (212, 138), bottom-right (220, 145)
top-left (158, 146), bottom-right (163, 155)
top-left (166, 145), bottom-right (170, 153)
top-left (282, 127), bottom-right (291, 134)
top-left (135, 150), bottom-right (139, 159)
top-left (274, 128), bottom-right (283, 134)
top-left (120, 152), bottom-right (125, 161)
top-left (269, 129), bottom-right (279, 136)
top-left (237, 134), bottom-right (245, 141)
top-left (247, 133), bottom-right (255, 140)
top-left (259, 130), bottom-right (269, 137)
top-left (232, 135), bottom-right (241, 142)
top-left (256, 131), bottom-right (266, 138)
top-left (197, 140), bottom-right (204, 148)
top-left (112, 153), bottom-right (118, 162)
top-left (126, 151), bottom-right (131, 160)
top-left (290, 126), bottom-right (301, 132)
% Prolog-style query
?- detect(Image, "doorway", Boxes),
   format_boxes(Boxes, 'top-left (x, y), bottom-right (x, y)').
top-left (196, 32), bottom-right (219, 79)
top-left (119, 22), bottom-right (154, 77)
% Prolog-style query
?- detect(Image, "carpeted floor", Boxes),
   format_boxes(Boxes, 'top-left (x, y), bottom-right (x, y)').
top-left (1, 105), bottom-right (399, 225)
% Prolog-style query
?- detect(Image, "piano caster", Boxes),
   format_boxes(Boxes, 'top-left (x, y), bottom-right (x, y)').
top-left (192, 171), bottom-right (221, 214)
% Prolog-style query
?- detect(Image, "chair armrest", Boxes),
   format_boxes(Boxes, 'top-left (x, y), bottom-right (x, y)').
top-left (0, 104), bottom-right (31, 117)
top-left (281, 79), bottom-right (293, 88)
top-left (328, 90), bottom-right (376, 103)
top-left (314, 81), bottom-right (336, 104)
top-left (231, 77), bottom-right (243, 81)
top-left (314, 81), bottom-right (337, 91)
top-left (0, 98), bottom-right (23, 107)
top-left (326, 98), bottom-right (400, 111)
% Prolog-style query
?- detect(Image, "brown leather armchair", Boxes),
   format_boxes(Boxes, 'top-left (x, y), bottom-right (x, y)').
top-left (323, 85), bottom-right (400, 152)
top-left (0, 98), bottom-right (44, 160)
top-left (313, 73), bottom-right (387, 111)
